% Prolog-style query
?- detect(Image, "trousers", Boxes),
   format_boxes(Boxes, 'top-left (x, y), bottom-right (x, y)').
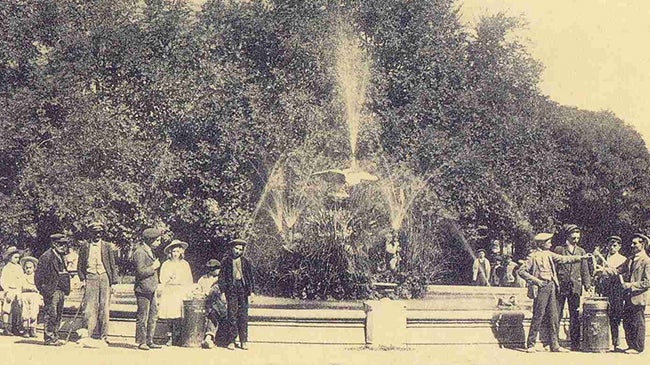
top-left (43, 290), bottom-right (65, 343)
top-left (135, 292), bottom-right (158, 345)
top-left (527, 282), bottom-right (560, 350)
top-left (84, 272), bottom-right (111, 339)
top-left (226, 282), bottom-right (249, 344)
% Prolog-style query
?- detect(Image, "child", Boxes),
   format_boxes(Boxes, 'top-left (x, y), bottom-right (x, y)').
top-left (158, 240), bottom-right (193, 345)
top-left (1, 246), bottom-right (23, 335)
top-left (197, 259), bottom-right (226, 349)
top-left (19, 256), bottom-right (42, 338)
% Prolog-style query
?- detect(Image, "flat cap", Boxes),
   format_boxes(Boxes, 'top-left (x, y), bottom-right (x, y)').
top-left (633, 233), bottom-right (650, 243)
top-left (50, 233), bottom-right (69, 243)
top-left (143, 228), bottom-right (162, 239)
top-left (607, 235), bottom-right (622, 243)
top-left (206, 259), bottom-right (221, 268)
top-left (87, 221), bottom-right (104, 232)
top-left (564, 224), bottom-right (580, 234)
top-left (533, 233), bottom-right (554, 243)
top-left (476, 249), bottom-right (486, 254)
top-left (229, 238), bottom-right (248, 246)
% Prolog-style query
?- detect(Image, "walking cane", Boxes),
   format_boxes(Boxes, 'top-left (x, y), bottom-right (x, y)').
top-left (64, 285), bottom-right (86, 344)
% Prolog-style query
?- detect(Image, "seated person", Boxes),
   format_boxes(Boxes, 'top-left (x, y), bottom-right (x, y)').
top-left (1, 246), bottom-right (24, 335)
top-left (19, 256), bottom-right (42, 338)
top-left (197, 259), bottom-right (227, 349)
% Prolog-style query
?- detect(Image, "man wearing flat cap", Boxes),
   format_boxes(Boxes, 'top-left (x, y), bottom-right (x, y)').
top-left (554, 224), bottom-right (592, 351)
top-left (198, 259), bottom-right (226, 349)
top-left (77, 221), bottom-right (118, 342)
top-left (132, 228), bottom-right (162, 350)
top-left (519, 233), bottom-right (591, 353)
top-left (218, 239), bottom-right (255, 350)
top-left (594, 235), bottom-right (627, 351)
top-left (599, 233), bottom-right (650, 354)
top-left (35, 233), bottom-right (72, 346)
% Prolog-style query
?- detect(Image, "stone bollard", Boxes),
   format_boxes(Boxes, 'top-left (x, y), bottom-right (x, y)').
top-left (363, 298), bottom-right (407, 348)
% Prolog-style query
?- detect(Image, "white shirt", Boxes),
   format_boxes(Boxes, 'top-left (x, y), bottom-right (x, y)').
top-left (1, 262), bottom-right (24, 291)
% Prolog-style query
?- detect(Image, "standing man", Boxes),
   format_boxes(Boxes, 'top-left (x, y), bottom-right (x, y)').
top-left (554, 224), bottom-right (592, 350)
top-left (35, 233), bottom-right (72, 346)
top-left (519, 233), bottom-right (591, 353)
top-left (600, 233), bottom-right (650, 354)
top-left (77, 222), bottom-right (118, 342)
top-left (132, 228), bottom-right (162, 350)
top-left (594, 235), bottom-right (627, 351)
top-left (219, 239), bottom-right (255, 351)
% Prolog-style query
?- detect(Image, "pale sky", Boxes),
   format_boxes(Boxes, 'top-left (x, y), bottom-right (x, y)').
top-left (460, 0), bottom-right (650, 146)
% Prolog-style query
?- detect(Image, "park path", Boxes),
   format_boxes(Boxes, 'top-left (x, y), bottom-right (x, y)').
top-left (1, 336), bottom-right (647, 365)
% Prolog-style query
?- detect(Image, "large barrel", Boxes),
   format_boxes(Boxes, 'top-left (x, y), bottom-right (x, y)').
top-left (178, 298), bottom-right (207, 347)
top-left (581, 297), bottom-right (610, 352)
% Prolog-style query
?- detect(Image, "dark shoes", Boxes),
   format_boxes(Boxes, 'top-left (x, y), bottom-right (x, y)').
top-left (44, 340), bottom-right (64, 346)
top-left (551, 346), bottom-right (570, 353)
top-left (624, 348), bottom-right (641, 355)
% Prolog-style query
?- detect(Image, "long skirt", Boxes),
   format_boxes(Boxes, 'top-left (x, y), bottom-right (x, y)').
top-left (158, 285), bottom-right (190, 319)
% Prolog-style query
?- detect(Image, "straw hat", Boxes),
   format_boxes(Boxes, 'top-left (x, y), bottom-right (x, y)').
top-left (164, 240), bottom-right (189, 255)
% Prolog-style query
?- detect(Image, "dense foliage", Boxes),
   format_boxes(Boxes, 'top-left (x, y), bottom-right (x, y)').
top-left (1, 0), bottom-right (649, 295)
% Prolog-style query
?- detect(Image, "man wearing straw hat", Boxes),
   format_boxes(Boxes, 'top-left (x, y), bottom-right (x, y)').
top-left (1, 246), bottom-right (23, 335)
top-left (132, 228), bottom-right (162, 350)
top-left (519, 232), bottom-right (591, 353)
top-left (219, 238), bottom-right (255, 350)
top-left (599, 233), bottom-right (650, 354)
top-left (77, 221), bottom-right (118, 343)
top-left (35, 233), bottom-right (72, 346)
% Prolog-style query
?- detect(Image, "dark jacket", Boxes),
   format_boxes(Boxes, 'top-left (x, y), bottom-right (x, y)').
top-left (35, 248), bottom-right (71, 298)
top-left (77, 240), bottom-right (119, 285)
top-left (554, 245), bottom-right (591, 295)
top-left (616, 253), bottom-right (650, 306)
top-left (218, 256), bottom-right (254, 296)
top-left (206, 281), bottom-right (227, 320)
top-left (132, 244), bottom-right (158, 296)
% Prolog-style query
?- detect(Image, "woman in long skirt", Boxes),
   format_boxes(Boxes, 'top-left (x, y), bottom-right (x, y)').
top-left (158, 240), bottom-right (193, 345)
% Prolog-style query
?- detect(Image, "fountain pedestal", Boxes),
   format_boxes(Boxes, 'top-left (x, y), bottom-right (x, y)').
top-left (363, 298), bottom-right (407, 348)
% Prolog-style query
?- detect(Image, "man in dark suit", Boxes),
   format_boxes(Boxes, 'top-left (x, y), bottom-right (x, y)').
top-left (600, 233), bottom-right (650, 354)
top-left (132, 228), bottom-right (162, 350)
top-left (35, 233), bottom-right (72, 346)
top-left (554, 224), bottom-right (592, 350)
top-left (77, 222), bottom-right (118, 342)
top-left (218, 239), bottom-right (255, 351)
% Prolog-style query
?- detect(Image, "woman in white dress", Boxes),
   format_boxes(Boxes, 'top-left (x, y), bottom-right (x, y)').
top-left (158, 240), bottom-right (193, 345)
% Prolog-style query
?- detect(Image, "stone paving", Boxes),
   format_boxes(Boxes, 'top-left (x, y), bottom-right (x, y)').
top-left (1, 335), bottom-right (648, 365)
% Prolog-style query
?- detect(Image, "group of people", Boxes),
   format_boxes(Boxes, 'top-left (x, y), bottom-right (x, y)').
top-left (518, 224), bottom-right (650, 355)
top-left (472, 239), bottom-right (521, 287)
top-left (0, 222), bottom-right (255, 352)
top-left (0, 246), bottom-right (41, 337)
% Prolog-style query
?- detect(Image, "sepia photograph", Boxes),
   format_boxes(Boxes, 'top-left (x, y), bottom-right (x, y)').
top-left (1, 0), bottom-right (650, 364)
